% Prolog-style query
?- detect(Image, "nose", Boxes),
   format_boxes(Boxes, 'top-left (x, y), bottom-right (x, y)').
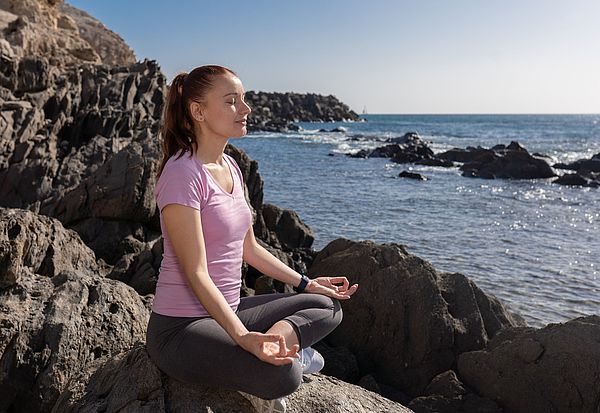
top-left (242, 99), bottom-right (251, 115)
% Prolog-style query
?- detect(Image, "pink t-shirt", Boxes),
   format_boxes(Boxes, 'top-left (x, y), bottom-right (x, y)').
top-left (152, 149), bottom-right (253, 317)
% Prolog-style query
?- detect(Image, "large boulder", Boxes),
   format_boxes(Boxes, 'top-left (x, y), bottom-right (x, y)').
top-left (438, 141), bottom-right (556, 180)
top-left (307, 238), bottom-right (525, 397)
top-left (53, 342), bottom-right (413, 413)
top-left (457, 315), bottom-right (600, 413)
top-left (0, 208), bottom-right (150, 413)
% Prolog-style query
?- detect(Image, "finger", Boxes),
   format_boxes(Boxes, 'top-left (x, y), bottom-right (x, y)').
top-left (279, 336), bottom-right (287, 357)
top-left (286, 343), bottom-right (300, 357)
top-left (329, 276), bottom-right (350, 290)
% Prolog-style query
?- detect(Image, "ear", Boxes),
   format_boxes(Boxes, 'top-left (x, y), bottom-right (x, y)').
top-left (190, 101), bottom-right (205, 122)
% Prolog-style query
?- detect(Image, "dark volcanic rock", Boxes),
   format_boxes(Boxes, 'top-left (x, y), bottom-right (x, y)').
top-left (458, 315), bottom-right (600, 413)
top-left (553, 172), bottom-right (600, 188)
top-left (307, 238), bottom-right (525, 397)
top-left (553, 153), bottom-right (600, 187)
top-left (0, 208), bottom-right (149, 413)
top-left (453, 141), bottom-right (556, 180)
top-left (348, 132), bottom-right (446, 167)
top-left (53, 343), bottom-right (413, 413)
top-left (408, 370), bottom-right (502, 413)
top-left (245, 91), bottom-right (361, 132)
top-left (399, 171), bottom-right (427, 180)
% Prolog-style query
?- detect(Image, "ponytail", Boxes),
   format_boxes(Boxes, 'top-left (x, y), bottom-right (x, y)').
top-left (156, 65), bottom-right (238, 178)
top-left (157, 72), bottom-right (196, 177)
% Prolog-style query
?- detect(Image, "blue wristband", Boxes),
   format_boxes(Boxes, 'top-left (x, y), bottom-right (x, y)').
top-left (294, 274), bottom-right (310, 293)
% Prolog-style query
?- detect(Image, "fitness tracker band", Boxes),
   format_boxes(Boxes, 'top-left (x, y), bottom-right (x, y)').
top-left (294, 274), bottom-right (311, 293)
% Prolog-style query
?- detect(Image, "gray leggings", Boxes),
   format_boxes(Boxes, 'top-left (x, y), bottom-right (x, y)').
top-left (145, 292), bottom-right (343, 399)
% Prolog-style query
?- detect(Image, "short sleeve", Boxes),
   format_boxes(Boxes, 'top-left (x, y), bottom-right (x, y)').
top-left (156, 161), bottom-right (203, 212)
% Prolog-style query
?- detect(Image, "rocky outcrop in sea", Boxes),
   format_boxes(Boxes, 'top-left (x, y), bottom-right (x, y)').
top-left (244, 90), bottom-right (362, 133)
top-left (347, 134), bottom-right (599, 187)
top-left (1, 1), bottom-right (599, 412)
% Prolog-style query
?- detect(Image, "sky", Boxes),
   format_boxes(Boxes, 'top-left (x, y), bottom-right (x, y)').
top-left (68, 0), bottom-right (599, 114)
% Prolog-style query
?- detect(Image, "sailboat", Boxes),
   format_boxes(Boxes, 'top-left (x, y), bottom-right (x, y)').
top-left (362, 105), bottom-right (368, 115)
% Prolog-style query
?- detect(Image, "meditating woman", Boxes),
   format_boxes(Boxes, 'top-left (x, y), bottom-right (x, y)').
top-left (145, 64), bottom-right (359, 413)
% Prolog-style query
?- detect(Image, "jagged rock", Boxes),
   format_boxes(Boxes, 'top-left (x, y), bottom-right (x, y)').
top-left (0, 208), bottom-right (150, 413)
top-left (53, 343), bottom-right (413, 413)
top-left (0, 60), bottom-right (167, 210)
top-left (457, 315), bottom-right (600, 413)
top-left (308, 238), bottom-right (526, 397)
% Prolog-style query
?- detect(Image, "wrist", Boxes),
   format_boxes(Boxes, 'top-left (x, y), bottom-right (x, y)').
top-left (294, 274), bottom-right (311, 293)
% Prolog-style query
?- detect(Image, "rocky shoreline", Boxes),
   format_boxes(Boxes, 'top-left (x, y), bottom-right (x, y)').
top-left (1, 1), bottom-right (599, 412)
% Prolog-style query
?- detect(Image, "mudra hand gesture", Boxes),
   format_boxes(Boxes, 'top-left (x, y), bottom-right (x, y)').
top-left (304, 276), bottom-right (358, 300)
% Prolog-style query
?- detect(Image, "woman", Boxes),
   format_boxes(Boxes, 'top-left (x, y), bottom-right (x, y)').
top-left (145, 64), bottom-right (359, 413)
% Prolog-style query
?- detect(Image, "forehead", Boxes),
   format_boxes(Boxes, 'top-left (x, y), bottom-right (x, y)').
top-left (211, 74), bottom-right (245, 96)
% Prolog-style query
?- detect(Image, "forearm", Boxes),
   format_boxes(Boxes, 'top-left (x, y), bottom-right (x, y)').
top-left (245, 243), bottom-right (303, 288)
top-left (186, 272), bottom-right (249, 344)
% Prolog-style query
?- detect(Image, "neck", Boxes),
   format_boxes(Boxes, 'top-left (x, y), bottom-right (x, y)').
top-left (192, 128), bottom-right (229, 165)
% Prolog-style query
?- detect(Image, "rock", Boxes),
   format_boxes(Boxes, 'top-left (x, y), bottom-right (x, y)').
top-left (244, 91), bottom-right (361, 133)
top-left (0, 207), bottom-right (101, 287)
top-left (553, 158), bottom-right (600, 173)
top-left (408, 370), bottom-right (503, 413)
top-left (437, 147), bottom-right (491, 164)
top-left (261, 203), bottom-right (315, 251)
top-left (458, 315), bottom-right (600, 413)
top-left (348, 133), bottom-right (437, 165)
top-left (312, 341), bottom-right (361, 383)
top-left (553, 172), bottom-right (599, 188)
top-left (308, 238), bottom-right (525, 397)
top-left (0, 209), bottom-right (149, 413)
top-left (458, 141), bottom-right (556, 180)
top-left (0, 0), bottom-right (134, 68)
top-left (399, 171), bottom-right (427, 180)
top-left (415, 158), bottom-right (454, 167)
top-left (53, 343), bottom-right (414, 413)
top-left (58, 2), bottom-right (137, 67)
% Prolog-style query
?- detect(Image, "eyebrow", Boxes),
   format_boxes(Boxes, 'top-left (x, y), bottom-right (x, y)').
top-left (222, 92), bottom-right (245, 97)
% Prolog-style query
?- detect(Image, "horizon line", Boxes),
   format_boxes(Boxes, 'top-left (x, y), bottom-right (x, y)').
top-left (358, 113), bottom-right (600, 116)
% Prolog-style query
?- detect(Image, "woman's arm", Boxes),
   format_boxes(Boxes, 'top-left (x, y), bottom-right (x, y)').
top-left (242, 225), bottom-right (360, 300)
top-left (242, 225), bottom-right (303, 288)
top-left (162, 203), bottom-right (249, 342)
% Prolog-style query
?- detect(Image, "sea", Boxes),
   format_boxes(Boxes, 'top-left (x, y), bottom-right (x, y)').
top-left (233, 114), bottom-right (600, 328)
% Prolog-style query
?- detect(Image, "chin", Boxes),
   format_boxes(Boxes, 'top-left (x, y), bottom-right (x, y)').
top-left (229, 128), bottom-right (247, 138)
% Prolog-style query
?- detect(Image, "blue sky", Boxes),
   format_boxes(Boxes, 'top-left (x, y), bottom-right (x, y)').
top-left (68, 0), bottom-right (599, 114)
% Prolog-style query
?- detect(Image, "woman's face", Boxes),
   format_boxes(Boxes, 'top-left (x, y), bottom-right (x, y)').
top-left (191, 74), bottom-right (252, 139)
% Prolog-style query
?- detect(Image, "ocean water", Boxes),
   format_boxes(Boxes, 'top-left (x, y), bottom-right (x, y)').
top-left (233, 114), bottom-right (600, 328)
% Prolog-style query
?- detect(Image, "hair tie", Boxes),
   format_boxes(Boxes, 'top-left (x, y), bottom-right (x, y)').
top-left (178, 73), bottom-right (188, 95)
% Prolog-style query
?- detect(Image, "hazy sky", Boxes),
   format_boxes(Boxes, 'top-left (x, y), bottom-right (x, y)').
top-left (68, 0), bottom-right (599, 114)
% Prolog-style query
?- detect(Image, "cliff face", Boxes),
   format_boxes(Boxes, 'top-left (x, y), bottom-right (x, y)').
top-left (0, 0), bottom-right (135, 67)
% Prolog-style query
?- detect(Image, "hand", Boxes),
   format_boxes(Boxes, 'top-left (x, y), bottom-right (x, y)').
top-left (304, 276), bottom-right (358, 300)
top-left (237, 331), bottom-right (300, 366)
